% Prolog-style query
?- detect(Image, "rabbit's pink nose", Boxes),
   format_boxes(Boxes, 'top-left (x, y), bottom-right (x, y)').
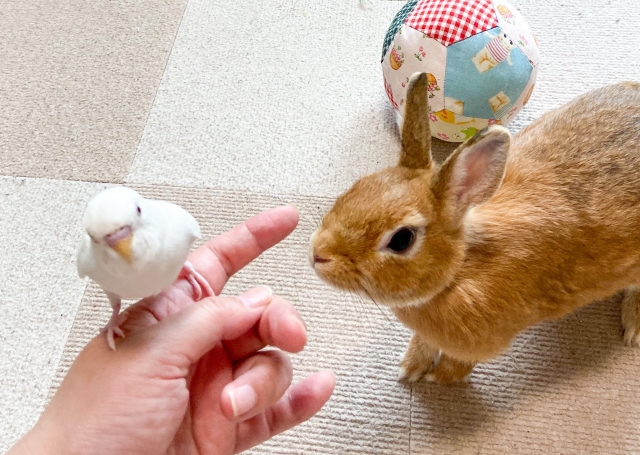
top-left (313, 255), bottom-right (329, 264)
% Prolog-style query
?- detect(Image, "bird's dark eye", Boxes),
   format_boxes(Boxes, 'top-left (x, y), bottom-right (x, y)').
top-left (387, 228), bottom-right (416, 253)
top-left (137, 206), bottom-right (141, 215)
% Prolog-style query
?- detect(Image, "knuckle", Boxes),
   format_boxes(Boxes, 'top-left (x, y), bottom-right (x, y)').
top-left (205, 295), bottom-right (243, 315)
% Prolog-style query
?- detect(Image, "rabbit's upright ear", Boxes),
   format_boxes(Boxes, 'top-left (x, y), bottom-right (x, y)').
top-left (432, 125), bottom-right (511, 222)
top-left (400, 72), bottom-right (433, 171)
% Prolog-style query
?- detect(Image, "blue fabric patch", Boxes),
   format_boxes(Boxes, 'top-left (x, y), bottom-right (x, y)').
top-left (444, 27), bottom-right (533, 119)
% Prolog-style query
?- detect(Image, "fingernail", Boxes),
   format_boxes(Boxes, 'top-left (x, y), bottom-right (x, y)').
top-left (238, 285), bottom-right (273, 308)
top-left (228, 384), bottom-right (258, 418)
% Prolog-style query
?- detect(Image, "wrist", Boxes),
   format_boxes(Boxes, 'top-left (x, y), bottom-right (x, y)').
top-left (8, 415), bottom-right (70, 455)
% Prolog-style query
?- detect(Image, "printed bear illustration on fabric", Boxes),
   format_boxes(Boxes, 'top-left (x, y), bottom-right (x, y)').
top-left (496, 4), bottom-right (516, 24)
top-left (472, 30), bottom-right (516, 73)
top-left (488, 91), bottom-right (512, 117)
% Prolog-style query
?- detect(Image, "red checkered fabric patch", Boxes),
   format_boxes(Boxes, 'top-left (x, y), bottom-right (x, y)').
top-left (405, 0), bottom-right (499, 46)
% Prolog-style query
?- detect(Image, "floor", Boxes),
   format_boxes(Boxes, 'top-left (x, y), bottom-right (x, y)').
top-left (2, 0), bottom-right (640, 453)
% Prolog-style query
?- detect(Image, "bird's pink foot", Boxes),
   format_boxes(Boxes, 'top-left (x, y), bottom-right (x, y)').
top-left (179, 261), bottom-right (214, 301)
top-left (100, 304), bottom-right (127, 350)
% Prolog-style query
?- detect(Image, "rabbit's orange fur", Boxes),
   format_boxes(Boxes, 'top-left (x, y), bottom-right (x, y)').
top-left (311, 73), bottom-right (640, 383)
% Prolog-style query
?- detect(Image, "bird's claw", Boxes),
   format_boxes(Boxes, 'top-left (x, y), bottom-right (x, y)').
top-left (100, 311), bottom-right (127, 350)
top-left (180, 261), bottom-right (214, 301)
top-left (100, 324), bottom-right (125, 337)
top-left (100, 326), bottom-right (125, 350)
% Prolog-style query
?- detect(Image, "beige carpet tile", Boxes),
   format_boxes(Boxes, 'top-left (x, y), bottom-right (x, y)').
top-left (0, 177), bottom-right (106, 452)
top-left (0, 0), bottom-right (188, 181)
top-left (126, 0), bottom-right (404, 197)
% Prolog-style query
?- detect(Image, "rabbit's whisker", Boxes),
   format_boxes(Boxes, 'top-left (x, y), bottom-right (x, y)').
top-left (361, 287), bottom-right (393, 324)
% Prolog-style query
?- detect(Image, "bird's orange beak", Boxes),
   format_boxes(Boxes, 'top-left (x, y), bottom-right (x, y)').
top-left (105, 225), bottom-right (133, 262)
top-left (111, 235), bottom-right (133, 262)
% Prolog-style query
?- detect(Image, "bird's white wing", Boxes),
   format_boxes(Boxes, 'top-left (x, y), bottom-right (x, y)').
top-left (76, 235), bottom-right (93, 279)
top-left (153, 199), bottom-right (201, 242)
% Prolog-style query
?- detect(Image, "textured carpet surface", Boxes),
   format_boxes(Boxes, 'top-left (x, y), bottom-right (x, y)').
top-left (2, 0), bottom-right (640, 453)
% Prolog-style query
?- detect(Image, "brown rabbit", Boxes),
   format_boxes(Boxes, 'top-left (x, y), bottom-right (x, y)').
top-left (310, 72), bottom-right (640, 383)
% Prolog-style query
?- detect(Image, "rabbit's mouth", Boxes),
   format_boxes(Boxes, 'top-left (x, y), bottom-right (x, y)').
top-left (311, 247), bottom-right (445, 309)
top-left (312, 256), bottom-right (361, 293)
top-left (309, 230), bottom-right (363, 291)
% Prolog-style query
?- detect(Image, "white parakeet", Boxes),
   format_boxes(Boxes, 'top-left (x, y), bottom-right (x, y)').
top-left (77, 186), bottom-right (213, 350)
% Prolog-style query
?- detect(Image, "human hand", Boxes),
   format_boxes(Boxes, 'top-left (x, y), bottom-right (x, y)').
top-left (10, 205), bottom-right (335, 455)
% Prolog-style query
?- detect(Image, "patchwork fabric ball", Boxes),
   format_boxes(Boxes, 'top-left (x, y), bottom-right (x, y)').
top-left (381, 0), bottom-right (540, 142)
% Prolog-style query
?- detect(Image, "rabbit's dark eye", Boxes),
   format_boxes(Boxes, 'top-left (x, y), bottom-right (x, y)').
top-left (387, 228), bottom-right (416, 253)
top-left (137, 206), bottom-right (141, 215)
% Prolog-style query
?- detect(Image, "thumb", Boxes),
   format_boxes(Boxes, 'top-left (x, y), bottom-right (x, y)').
top-left (145, 286), bottom-right (273, 366)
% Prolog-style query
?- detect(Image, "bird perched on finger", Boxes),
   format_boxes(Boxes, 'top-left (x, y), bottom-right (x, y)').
top-left (77, 186), bottom-right (214, 350)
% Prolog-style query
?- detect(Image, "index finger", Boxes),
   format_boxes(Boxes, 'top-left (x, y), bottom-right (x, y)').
top-left (189, 205), bottom-right (299, 294)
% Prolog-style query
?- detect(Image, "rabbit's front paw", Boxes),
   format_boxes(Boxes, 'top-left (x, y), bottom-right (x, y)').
top-left (398, 336), bottom-right (476, 384)
top-left (425, 355), bottom-right (475, 384)
top-left (622, 286), bottom-right (640, 346)
top-left (398, 334), bottom-right (440, 383)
